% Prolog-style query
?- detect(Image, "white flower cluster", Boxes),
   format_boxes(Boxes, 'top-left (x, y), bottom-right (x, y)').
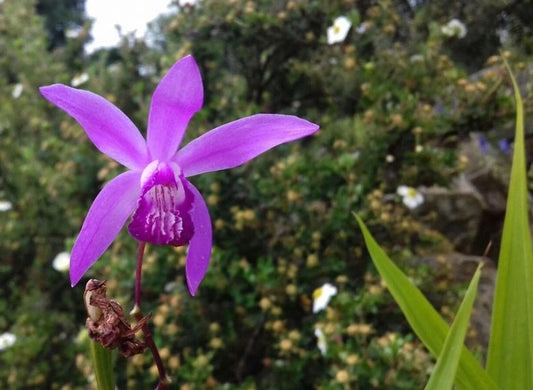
top-left (0, 332), bottom-right (16, 351)
top-left (441, 19), bottom-right (467, 39)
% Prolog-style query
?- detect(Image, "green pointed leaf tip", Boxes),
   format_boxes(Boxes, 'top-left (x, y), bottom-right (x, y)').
top-left (486, 58), bottom-right (533, 389)
top-left (89, 340), bottom-right (115, 390)
top-left (355, 214), bottom-right (498, 390)
top-left (425, 264), bottom-right (482, 390)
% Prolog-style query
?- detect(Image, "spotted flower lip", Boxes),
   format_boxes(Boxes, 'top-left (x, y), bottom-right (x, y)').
top-left (40, 55), bottom-right (319, 295)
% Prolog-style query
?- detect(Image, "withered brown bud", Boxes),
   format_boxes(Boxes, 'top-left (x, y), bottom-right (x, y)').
top-left (84, 279), bottom-right (150, 357)
top-left (84, 279), bottom-right (105, 321)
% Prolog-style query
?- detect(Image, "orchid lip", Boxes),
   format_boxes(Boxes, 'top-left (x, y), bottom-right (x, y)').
top-left (128, 161), bottom-right (193, 246)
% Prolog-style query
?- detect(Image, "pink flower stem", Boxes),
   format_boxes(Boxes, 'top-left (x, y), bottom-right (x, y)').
top-left (132, 241), bottom-right (171, 389)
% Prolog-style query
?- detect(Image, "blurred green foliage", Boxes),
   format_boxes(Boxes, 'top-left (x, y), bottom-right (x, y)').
top-left (36, 0), bottom-right (87, 49)
top-left (0, 0), bottom-right (531, 388)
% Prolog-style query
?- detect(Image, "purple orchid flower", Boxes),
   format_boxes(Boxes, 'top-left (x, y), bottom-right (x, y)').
top-left (40, 55), bottom-right (319, 295)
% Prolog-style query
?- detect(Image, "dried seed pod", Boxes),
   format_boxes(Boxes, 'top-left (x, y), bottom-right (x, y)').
top-left (84, 279), bottom-right (150, 357)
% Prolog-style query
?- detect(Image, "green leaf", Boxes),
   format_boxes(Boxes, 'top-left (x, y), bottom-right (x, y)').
top-left (486, 59), bottom-right (533, 389)
top-left (355, 214), bottom-right (498, 390)
top-left (425, 264), bottom-right (482, 390)
top-left (89, 340), bottom-right (115, 390)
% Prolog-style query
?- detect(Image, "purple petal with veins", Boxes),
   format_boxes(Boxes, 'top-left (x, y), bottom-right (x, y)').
top-left (39, 84), bottom-right (149, 170)
top-left (70, 171), bottom-right (141, 286)
top-left (184, 181), bottom-right (212, 296)
top-left (176, 114), bottom-right (319, 177)
top-left (147, 55), bottom-right (204, 161)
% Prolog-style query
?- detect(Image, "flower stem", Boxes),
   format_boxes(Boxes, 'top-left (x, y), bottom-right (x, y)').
top-left (134, 241), bottom-right (146, 309)
top-left (132, 241), bottom-right (171, 389)
top-left (89, 339), bottom-right (115, 390)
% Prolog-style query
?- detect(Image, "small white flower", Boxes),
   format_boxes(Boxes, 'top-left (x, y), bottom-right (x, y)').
top-left (71, 73), bottom-right (89, 87)
top-left (138, 64), bottom-right (157, 77)
top-left (385, 154), bottom-right (395, 163)
top-left (355, 23), bottom-right (367, 35)
top-left (65, 28), bottom-right (81, 39)
top-left (327, 16), bottom-right (352, 45)
top-left (52, 251), bottom-right (70, 272)
top-left (108, 63), bottom-right (121, 75)
top-left (0, 200), bottom-right (12, 212)
top-left (409, 54), bottom-right (424, 63)
top-left (0, 332), bottom-right (16, 351)
top-left (441, 19), bottom-right (467, 39)
top-left (497, 28), bottom-right (509, 44)
top-left (314, 327), bottom-right (327, 355)
top-left (12, 83), bottom-right (23, 99)
top-left (397, 185), bottom-right (424, 209)
top-left (164, 281), bottom-right (178, 292)
top-left (441, 26), bottom-right (451, 36)
top-left (312, 283), bottom-right (338, 313)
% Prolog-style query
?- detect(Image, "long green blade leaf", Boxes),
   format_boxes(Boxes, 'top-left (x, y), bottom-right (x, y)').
top-left (355, 215), bottom-right (498, 390)
top-left (425, 264), bottom-right (482, 390)
top-left (89, 340), bottom-right (115, 390)
top-left (486, 59), bottom-right (533, 389)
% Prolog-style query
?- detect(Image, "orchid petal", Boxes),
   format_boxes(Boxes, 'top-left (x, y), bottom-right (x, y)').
top-left (184, 181), bottom-right (212, 296)
top-left (147, 55), bottom-right (203, 161)
top-left (70, 171), bottom-right (141, 286)
top-left (40, 85), bottom-right (149, 170)
top-left (176, 114), bottom-right (319, 177)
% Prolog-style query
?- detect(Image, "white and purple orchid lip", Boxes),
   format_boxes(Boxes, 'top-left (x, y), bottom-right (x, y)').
top-left (128, 161), bottom-right (194, 246)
